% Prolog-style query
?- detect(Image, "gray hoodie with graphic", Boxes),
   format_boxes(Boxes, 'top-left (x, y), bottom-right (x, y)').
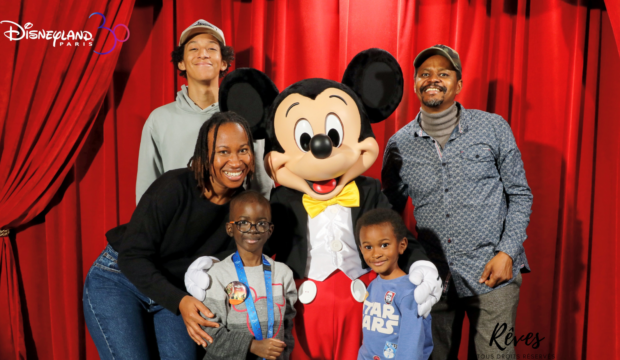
top-left (136, 85), bottom-right (274, 203)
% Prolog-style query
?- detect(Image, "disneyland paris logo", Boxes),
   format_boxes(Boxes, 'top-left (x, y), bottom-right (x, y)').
top-left (1, 12), bottom-right (129, 54)
top-left (1, 20), bottom-right (94, 47)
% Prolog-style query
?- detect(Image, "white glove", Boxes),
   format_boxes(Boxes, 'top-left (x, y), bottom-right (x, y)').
top-left (409, 260), bottom-right (442, 318)
top-left (184, 256), bottom-right (216, 301)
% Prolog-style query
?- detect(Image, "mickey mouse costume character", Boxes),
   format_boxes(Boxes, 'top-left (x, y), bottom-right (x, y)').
top-left (185, 49), bottom-right (443, 359)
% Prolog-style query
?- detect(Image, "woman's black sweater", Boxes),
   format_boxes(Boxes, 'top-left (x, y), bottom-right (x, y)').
top-left (107, 168), bottom-right (239, 313)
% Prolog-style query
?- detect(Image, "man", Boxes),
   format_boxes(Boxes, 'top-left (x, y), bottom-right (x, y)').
top-left (382, 44), bottom-right (533, 358)
top-left (136, 20), bottom-right (273, 203)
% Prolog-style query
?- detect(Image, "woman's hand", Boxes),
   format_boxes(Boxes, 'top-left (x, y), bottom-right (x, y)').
top-left (179, 295), bottom-right (219, 347)
top-left (250, 339), bottom-right (286, 359)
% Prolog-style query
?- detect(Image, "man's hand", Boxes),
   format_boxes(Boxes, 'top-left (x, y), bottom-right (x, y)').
top-left (179, 295), bottom-right (219, 347)
top-left (479, 251), bottom-right (513, 288)
top-left (409, 260), bottom-right (442, 318)
top-left (250, 339), bottom-right (286, 359)
top-left (185, 256), bottom-right (214, 301)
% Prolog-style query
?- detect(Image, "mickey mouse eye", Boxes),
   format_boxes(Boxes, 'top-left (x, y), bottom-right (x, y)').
top-left (294, 119), bottom-right (314, 152)
top-left (325, 113), bottom-right (343, 147)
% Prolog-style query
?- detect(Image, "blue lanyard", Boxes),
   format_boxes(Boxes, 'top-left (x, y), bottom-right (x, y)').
top-left (232, 251), bottom-right (274, 342)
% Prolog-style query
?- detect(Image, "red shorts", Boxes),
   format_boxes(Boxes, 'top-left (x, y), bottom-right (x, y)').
top-left (292, 270), bottom-right (377, 360)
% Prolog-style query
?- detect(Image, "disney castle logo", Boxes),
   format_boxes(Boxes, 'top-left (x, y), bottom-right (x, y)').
top-left (1, 12), bottom-right (129, 55)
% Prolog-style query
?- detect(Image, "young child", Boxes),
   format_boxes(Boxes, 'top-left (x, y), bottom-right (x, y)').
top-left (356, 208), bottom-right (433, 360)
top-left (201, 190), bottom-right (297, 360)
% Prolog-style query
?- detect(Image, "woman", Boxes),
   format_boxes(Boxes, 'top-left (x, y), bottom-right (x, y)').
top-left (83, 111), bottom-right (255, 359)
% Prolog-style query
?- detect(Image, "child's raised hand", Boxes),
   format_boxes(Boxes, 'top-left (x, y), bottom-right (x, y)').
top-left (250, 338), bottom-right (286, 359)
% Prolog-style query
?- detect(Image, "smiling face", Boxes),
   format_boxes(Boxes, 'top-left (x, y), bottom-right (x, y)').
top-left (414, 55), bottom-right (463, 113)
top-left (178, 33), bottom-right (228, 83)
top-left (226, 199), bottom-right (273, 258)
top-left (264, 88), bottom-right (379, 201)
top-left (208, 122), bottom-right (254, 194)
top-left (359, 223), bottom-right (407, 279)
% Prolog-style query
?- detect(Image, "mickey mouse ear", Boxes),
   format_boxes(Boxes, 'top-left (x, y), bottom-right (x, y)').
top-left (341, 48), bottom-right (404, 123)
top-left (219, 68), bottom-right (279, 139)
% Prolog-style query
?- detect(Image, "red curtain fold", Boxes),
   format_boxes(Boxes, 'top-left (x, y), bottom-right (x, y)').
top-left (0, 238), bottom-right (24, 360)
top-left (1, 0), bottom-right (619, 359)
top-left (604, 0), bottom-right (620, 55)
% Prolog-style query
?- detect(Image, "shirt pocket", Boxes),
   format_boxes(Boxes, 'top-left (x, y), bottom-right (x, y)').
top-left (458, 145), bottom-right (498, 182)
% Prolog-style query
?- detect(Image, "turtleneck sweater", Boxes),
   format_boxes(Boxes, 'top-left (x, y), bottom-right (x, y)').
top-left (419, 102), bottom-right (459, 149)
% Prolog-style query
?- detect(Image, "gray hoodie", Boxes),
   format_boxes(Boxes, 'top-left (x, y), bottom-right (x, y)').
top-left (202, 255), bottom-right (297, 360)
top-left (136, 85), bottom-right (274, 203)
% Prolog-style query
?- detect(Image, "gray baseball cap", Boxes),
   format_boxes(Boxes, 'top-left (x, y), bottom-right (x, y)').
top-left (414, 44), bottom-right (462, 79)
top-left (178, 19), bottom-right (226, 46)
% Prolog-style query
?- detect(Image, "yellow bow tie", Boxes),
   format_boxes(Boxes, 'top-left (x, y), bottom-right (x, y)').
top-left (302, 181), bottom-right (360, 218)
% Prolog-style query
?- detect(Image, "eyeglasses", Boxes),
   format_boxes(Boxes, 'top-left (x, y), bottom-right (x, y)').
top-left (229, 220), bottom-right (273, 233)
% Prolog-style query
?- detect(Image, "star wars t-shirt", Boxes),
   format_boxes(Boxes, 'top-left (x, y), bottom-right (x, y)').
top-left (357, 275), bottom-right (433, 360)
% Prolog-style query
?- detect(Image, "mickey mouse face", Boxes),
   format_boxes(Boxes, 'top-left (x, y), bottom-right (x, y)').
top-left (218, 49), bottom-right (404, 201)
top-left (265, 85), bottom-right (380, 200)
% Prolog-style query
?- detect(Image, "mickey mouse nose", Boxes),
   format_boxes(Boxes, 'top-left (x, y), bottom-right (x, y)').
top-left (310, 134), bottom-right (333, 159)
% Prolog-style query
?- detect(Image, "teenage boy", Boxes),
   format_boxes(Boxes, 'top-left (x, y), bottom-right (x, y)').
top-left (136, 20), bottom-right (273, 203)
top-left (201, 190), bottom-right (297, 360)
top-left (356, 208), bottom-right (433, 360)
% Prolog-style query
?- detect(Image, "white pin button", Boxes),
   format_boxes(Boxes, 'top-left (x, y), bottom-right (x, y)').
top-left (351, 279), bottom-right (367, 302)
top-left (298, 281), bottom-right (317, 304)
top-left (330, 239), bottom-right (343, 252)
top-left (330, 207), bottom-right (338, 214)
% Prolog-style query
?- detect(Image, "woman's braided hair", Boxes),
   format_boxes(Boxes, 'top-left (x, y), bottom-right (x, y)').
top-left (188, 111), bottom-right (255, 197)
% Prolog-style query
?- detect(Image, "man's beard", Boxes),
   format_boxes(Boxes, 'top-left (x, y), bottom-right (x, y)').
top-left (420, 84), bottom-right (447, 107)
top-left (422, 97), bottom-right (444, 107)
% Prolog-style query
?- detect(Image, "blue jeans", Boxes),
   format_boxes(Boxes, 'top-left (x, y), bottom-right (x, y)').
top-left (83, 245), bottom-right (200, 360)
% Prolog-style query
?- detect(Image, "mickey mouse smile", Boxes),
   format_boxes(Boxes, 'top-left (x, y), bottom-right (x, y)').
top-left (305, 177), bottom-right (341, 194)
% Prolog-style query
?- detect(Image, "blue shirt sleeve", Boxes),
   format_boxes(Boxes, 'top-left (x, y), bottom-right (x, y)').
top-left (492, 116), bottom-right (533, 261)
top-left (423, 314), bottom-right (433, 359)
top-left (395, 294), bottom-right (433, 360)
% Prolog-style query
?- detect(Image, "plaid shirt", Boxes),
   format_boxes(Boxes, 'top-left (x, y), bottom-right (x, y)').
top-left (382, 103), bottom-right (533, 297)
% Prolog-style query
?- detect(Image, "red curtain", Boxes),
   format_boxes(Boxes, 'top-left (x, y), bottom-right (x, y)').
top-left (1, 0), bottom-right (619, 359)
top-left (0, 0), bottom-right (135, 358)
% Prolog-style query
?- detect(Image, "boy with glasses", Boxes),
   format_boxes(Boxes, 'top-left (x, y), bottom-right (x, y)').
top-left (200, 190), bottom-right (297, 360)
